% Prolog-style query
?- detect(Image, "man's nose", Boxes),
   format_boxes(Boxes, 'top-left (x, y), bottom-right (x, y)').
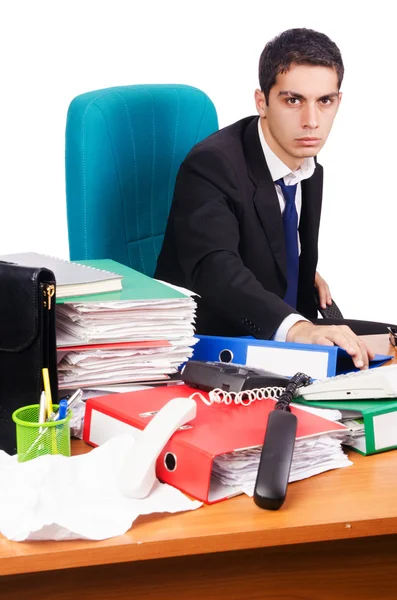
top-left (302, 103), bottom-right (319, 130)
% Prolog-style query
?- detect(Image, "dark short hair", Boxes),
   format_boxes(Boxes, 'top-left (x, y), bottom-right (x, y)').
top-left (259, 28), bottom-right (344, 104)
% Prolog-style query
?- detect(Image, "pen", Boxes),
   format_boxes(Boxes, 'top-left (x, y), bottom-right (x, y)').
top-left (56, 399), bottom-right (68, 421)
top-left (42, 368), bottom-right (53, 417)
top-left (37, 391), bottom-right (47, 451)
top-left (38, 391), bottom-right (46, 425)
top-left (42, 368), bottom-right (57, 453)
top-left (66, 388), bottom-right (84, 411)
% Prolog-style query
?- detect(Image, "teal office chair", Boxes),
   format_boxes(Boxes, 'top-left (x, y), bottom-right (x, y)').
top-left (65, 84), bottom-right (218, 276)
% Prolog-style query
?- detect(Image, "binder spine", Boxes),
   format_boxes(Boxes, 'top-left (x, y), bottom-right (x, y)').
top-left (363, 413), bottom-right (376, 454)
top-left (157, 438), bottom-right (213, 503)
top-left (84, 404), bottom-right (142, 446)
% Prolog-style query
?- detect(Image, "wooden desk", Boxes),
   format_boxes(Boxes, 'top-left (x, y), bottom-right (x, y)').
top-left (1, 335), bottom-right (396, 600)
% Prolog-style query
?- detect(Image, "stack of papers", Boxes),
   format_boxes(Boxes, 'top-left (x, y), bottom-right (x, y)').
top-left (56, 299), bottom-right (197, 388)
top-left (56, 298), bottom-right (196, 344)
top-left (54, 259), bottom-right (198, 388)
top-left (211, 433), bottom-right (352, 497)
top-left (57, 338), bottom-right (197, 388)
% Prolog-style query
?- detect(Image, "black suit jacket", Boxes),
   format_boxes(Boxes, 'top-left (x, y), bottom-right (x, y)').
top-left (155, 116), bottom-right (323, 339)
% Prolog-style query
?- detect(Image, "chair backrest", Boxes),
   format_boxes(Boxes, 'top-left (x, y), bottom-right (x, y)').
top-left (65, 84), bottom-right (218, 276)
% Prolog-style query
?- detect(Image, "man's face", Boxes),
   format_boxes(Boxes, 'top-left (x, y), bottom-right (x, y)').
top-left (256, 64), bottom-right (341, 170)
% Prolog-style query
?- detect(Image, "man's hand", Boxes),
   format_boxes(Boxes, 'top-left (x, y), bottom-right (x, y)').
top-left (315, 271), bottom-right (332, 310)
top-left (286, 321), bottom-right (375, 369)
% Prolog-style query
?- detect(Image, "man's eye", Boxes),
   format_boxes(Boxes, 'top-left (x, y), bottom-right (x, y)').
top-left (320, 98), bottom-right (333, 105)
top-left (286, 98), bottom-right (300, 105)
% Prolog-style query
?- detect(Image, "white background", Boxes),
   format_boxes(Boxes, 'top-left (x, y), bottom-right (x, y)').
top-left (0, 0), bottom-right (395, 323)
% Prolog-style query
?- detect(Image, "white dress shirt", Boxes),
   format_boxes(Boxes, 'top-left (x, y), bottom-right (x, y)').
top-left (257, 119), bottom-right (315, 341)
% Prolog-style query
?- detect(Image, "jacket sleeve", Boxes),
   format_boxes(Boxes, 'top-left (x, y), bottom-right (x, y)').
top-left (169, 146), bottom-right (299, 339)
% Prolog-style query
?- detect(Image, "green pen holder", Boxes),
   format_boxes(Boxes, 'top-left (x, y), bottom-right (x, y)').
top-left (12, 404), bottom-right (72, 463)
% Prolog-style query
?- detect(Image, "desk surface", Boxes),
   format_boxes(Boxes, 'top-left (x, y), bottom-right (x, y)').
top-left (0, 334), bottom-right (396, 578)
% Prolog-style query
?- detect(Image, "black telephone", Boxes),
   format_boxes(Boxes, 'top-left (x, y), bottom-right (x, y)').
top-left (180, 360), bottom-right (290, 393)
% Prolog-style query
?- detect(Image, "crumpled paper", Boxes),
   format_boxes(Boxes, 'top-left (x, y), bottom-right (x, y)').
top-left (0, 435), bottom-right (201, 541)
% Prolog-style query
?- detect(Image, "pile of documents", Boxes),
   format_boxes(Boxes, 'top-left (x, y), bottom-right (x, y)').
top-left (211, 432), bottom-right (352, 497)
top-left (56, 298), bottom-right (197, 388)
top-left (55, 259), bottom-right (198, 389)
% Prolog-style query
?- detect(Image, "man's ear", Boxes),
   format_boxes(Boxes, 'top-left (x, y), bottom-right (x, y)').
top-left (254, 89), bottom-right (267, 118)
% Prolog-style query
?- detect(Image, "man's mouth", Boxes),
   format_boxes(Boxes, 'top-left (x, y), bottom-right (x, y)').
top-left (295, 137), bottom-right (321, 146)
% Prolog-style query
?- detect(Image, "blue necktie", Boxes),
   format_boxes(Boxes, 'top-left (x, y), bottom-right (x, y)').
top-left (275, 178), bottom-right (299, 308)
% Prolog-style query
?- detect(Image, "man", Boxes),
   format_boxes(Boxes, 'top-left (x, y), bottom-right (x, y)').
top-left (155, 28), bottom-right (392, 369)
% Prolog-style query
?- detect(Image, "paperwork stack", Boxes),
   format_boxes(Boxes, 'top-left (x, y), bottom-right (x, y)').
top-left (56, 260), bottom-right (197, 389)
top-left (212, 434), bottom-right (349, 497)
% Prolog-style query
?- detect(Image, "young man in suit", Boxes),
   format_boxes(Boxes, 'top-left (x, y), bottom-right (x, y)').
top-left (155, 28), bottom-right (392, 369)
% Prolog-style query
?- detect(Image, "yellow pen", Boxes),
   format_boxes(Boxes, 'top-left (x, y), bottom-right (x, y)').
top-left (42, 368), bottom-right (53, 418)
top-left (42, 369), bottom-right (58, 454)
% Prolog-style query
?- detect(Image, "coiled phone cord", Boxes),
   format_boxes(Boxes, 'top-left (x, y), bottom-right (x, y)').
top-left (190, 385), bottom-right (285, 407)
top-left (190, 372), bottom-right (311, 408)
top-left (273, 372), bottom-right (311, 411)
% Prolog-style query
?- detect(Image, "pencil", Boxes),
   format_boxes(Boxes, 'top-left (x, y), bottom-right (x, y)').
top-left (42, 368), bottom-right (53, 418)
top-left (42, 368), bottom-right (57, 453)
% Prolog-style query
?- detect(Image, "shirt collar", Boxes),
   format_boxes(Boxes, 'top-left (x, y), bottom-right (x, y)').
top-left (257, 118), bottom-right (315, 185)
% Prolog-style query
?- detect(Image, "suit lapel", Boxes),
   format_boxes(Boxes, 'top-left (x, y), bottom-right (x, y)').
top-left (300, 163), bottom-right (323, 259)
top-left (243, 118), bottom-right (287, 281)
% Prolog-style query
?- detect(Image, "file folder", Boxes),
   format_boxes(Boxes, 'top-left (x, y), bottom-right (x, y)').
top-left (296, 398), bottom-right (397, 456)
top-left (192, 335), bottom-right (392, 380)
top-left (84, 384), bottom-right (348, 504)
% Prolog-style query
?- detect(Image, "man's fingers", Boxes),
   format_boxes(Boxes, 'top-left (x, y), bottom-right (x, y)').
top-left (350, 336), bottom-right (369, 369)
top-left (358, 338), bottom-right (375, 360)
top-left (318, 284), bottom-right (332, 309)
top-left (318, 285), bottom-right (328, 309)
top-left (315, 327), bottom-right (369, 369)
top-left (338, 326), bottom-right (372, 367)
top-left (323, 331), bottom-right (362, 364)
top-left (314, 273), bottom-right (332, 309)
top-left (360, 338), bottom-right (376, 361)
top-left (287, 323), bottom-right (373, 370)
top-left (315, 336), bottom-right (334, 347)
top-left (326, 286), bottom-right (332, 306)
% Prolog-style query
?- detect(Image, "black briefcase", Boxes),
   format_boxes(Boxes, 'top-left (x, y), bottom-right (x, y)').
top-left (0, 261), bottom-right (58, 454)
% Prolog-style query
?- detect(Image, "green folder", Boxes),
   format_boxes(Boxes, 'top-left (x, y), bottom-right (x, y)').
top-left (295, 397), bottom-right (397, 455)
top-left (56, 259), bottom-right (188, 303)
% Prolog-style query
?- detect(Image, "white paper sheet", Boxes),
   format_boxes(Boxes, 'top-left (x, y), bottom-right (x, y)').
top-left (0, 435), bottom-right (201, 542)
top-left (154, 279), bottom-right (198, 297)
